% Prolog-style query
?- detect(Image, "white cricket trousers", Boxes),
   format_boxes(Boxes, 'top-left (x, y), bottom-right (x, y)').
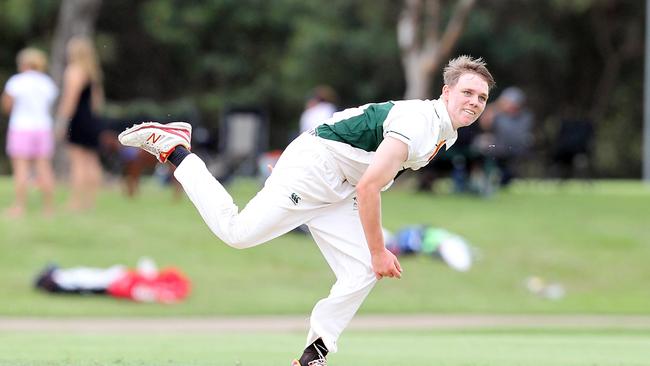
top-left (174, 133), bottom-right (377, 353)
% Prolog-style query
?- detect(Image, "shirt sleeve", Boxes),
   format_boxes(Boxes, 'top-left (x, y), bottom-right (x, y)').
top-left (4, 75), bottom-right (18, 96)
top-left (47, 77), bottom-right (59, 101)
top-left (383, 107), bottom-right (431, 161)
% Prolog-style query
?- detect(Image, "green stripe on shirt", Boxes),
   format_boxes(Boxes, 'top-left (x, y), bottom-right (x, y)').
top-left (315, 102), bottom-right (394, 152)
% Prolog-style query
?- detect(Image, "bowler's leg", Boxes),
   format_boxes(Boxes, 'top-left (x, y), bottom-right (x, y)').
top-left (174, 153), bottom-right (313, 248)
top-left (119, 121), bottom-right (313, 248)
top-left (303, 196), bottom-right (377, 354)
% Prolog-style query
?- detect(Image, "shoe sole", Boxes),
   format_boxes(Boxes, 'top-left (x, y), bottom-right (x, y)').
top-left (119, 122), bottom-right (192, 146)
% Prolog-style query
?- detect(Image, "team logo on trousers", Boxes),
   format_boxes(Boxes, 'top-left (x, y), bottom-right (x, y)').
top-left (290, 193), bottom-right (301, 205)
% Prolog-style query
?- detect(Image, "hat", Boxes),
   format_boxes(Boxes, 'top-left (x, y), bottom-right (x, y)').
top-left (499, 87), bottom-right (525, 105)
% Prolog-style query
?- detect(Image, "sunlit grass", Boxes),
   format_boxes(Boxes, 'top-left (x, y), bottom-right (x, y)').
top-left (1, 329), bottom-right (649, 366)
top-left (0, 177), bottom-right (648, 316)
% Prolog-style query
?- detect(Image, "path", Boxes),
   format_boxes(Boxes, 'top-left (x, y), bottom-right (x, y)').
top-left (2, 315), bottom-right (650, 332)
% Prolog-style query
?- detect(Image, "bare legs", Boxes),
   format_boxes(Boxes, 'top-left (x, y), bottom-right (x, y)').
top-left (34, 157), bottom-right (55, 215)
top-left (5, 157), bottom-right (55, 217)
top-left (66, 144), bottom-right (102, 212)
top-left (6, 158), bottom-right (29, 217)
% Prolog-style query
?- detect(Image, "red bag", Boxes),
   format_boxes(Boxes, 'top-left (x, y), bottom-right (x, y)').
top-left (107, 268), bottom-right (191, 303)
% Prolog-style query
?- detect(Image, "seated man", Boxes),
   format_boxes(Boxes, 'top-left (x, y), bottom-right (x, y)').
top-left (480, 86), bottom-right (534, 187)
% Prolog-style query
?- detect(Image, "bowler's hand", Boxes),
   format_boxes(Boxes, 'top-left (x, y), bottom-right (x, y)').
top-left (372, 248), bottom-right (402, 280)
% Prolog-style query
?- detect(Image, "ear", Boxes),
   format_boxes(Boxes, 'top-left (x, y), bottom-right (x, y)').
top-left (442, 85), bottom-right (450, 101)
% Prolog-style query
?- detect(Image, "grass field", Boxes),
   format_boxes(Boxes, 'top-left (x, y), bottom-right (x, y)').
top-left (1, 176), bottom-right (649, 365)
top-left (0, 177), bottom-right (648, 316)
top-left (1, 329), bottom-right (649, 366)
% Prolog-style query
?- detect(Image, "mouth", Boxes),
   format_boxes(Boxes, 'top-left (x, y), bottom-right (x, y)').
top-left (462, 109), bottom-right (476, 116)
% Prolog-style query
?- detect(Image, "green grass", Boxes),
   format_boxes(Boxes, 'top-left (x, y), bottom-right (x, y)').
top-left (0, 177), bottom-right (649, 316)
top-left (1, 329), bottom-right (649, 365)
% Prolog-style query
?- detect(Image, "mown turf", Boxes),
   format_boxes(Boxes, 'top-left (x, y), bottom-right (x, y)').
top-left (0, 329), bottom-right (648, 366)
top-left (0, 177), bottom-right (649, 316)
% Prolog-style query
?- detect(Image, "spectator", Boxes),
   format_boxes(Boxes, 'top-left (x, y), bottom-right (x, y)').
top-left (479, 86), bottom-right (533, 187)
top-left (1, 47), bottom-right (58, 218)
top-left (55, 36), bottom-right (105, 212)
top-left (299, 85), bottom-right (338, 133)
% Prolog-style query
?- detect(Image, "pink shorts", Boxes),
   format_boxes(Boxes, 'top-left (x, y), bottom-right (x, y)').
top-left (6, 129), bottom-right (54, 159)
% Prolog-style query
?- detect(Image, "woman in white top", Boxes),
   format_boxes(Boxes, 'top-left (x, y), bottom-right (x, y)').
top-left (1, 48), bottom-right (58, 217)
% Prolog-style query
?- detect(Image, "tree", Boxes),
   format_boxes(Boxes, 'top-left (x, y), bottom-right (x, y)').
top-left (0, 0), bottom-right (643, 177)
top-left (49, 0), bottom-right (102, 176)
top-left (586, 0), bottom-right (643, 122)
top-left (50, 0), bottom-right (103, 86)
top-left (397, 0), bottom-right (475, 99)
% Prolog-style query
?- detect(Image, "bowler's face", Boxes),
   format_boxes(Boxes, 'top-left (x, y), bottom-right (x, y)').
top-left (442, 73), bottom-right (489, 130)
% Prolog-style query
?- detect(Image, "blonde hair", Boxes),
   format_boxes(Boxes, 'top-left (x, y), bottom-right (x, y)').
top-left (443, 55), bottom-right (495, 90)
top-left (66, 36), bottom-right (103, 85)
top-left (17, 48), bottom-right (49, 72)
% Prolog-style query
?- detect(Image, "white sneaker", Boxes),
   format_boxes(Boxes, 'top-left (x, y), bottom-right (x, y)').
top-left (118, 122), bottom-right (192, 163)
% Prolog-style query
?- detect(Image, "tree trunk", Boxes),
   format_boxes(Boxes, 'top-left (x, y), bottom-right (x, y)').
top-left (403, 54), bottom-right (431, 100)
top-left (398, 0), bottom-right (476, 100)
top-left (588, 5), bottom-right (641, 122)
top-left (51, 0), bottom-right (102, 177)
top-left (51, 0), bottom-right (103, 87)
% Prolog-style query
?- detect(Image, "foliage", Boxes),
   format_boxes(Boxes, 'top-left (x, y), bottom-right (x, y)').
top-left (0, 0), bottom-right (58, 76)
top-left (457, 0), bottom-right (643, 177)
top-left (90, 0), bottom-right (402, 146)
top-left (0, 0), bottom-right (59, 92)
top-left (0, 0), bottom-right (645, 176)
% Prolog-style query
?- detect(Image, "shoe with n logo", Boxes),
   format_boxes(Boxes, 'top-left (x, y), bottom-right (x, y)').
top-left (291, 338), bottom-right (328, 366)
top-left (118, 121), bottom-right (192, 163)
top-left (291, 358), bottom-right (327, 366)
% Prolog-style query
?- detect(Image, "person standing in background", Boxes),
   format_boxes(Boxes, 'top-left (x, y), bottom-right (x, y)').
top-left (56, 36), bottom-right (105, 212)
top-left (299, 85), bottom-right (338, 133)
top-left (1, 48), bottom-right (58, 218)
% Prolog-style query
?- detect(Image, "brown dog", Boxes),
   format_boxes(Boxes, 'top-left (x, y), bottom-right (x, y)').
top-left (100, 130), bottom-right (182, 199)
